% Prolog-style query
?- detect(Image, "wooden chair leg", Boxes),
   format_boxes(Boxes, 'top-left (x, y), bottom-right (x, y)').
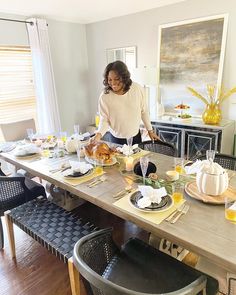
top-left (4, 210), bottom-right (16, 258)
top-left (68, 257), bottom-right (87, 295)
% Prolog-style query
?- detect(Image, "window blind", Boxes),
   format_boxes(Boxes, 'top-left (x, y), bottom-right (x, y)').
top-left (0, 46), bottom-right (37, 141)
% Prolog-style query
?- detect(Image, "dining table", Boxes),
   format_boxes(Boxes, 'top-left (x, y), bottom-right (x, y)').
top-left (0, 145), bottom-right (236, 275)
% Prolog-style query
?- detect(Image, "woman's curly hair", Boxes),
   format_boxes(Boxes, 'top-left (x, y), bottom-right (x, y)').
top-left (103, 61), bottom-right (132, 94)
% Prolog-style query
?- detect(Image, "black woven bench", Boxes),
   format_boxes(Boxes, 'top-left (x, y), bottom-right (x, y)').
top-left (4, 197), bottom-right (99, 294)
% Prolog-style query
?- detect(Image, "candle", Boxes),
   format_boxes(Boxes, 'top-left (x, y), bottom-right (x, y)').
top-left (166, 170), bottom-right (179, 181)
top-left (126, 156), bottom-right (134, 172)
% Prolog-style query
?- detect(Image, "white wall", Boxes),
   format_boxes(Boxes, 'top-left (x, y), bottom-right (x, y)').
top-left (86, 0), bottom-right (236, 122)
top-left (0, 13), bottom-right (90, 134)
top-left (47, 19), bottom-right (89, 133)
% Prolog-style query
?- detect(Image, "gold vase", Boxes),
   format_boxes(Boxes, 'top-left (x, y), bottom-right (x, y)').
top-left (202, 103), bottom-right (221, 125)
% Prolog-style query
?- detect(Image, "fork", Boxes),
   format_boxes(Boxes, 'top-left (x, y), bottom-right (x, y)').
top-left (113, 186), bottom-right (134, 199)
top-left (171, 204), bottom-right (190, 224)
top-left (88, 176), bottom-right (107, 188)
top-left (165, 203), bottom-right (185, 222)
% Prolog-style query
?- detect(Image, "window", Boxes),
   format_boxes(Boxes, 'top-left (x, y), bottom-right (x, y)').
top-left (0, 45), bottom-right (37, 141)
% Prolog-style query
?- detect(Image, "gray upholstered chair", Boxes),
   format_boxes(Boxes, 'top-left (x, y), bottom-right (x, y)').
top-left (0, 118), bottom-right (36, 142)
top-left (73, 228), bottom-right (219, 295)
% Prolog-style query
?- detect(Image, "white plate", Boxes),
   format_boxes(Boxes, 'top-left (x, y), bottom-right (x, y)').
top-left (85, 156), bottom-right (117, 166)
top-left (14, 152), bottom-right (38, 157)
top-left (129, 191), bottom-right (173, 213)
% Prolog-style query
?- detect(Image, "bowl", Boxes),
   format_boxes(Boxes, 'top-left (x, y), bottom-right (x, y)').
top-left (133, 161), bottom-right (157, 177)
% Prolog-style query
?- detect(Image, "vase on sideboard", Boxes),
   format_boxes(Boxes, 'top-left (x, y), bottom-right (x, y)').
top-left (202, 103), bottom-right (221, 125)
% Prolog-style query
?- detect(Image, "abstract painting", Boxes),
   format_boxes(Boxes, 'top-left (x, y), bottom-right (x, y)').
top-left (157, 14), bottom-right (228, 115)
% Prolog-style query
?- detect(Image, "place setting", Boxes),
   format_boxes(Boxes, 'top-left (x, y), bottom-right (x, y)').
top-left (13, 142), bottom-right (41, 159)
top-left (113, 156), bottom-right (187, 225)
top-left (115, 137), bottom-right (150, 161)
top-left (52, 159), bottom-right (104, 186)
top-left (183, 150), bottom-right (236, 204)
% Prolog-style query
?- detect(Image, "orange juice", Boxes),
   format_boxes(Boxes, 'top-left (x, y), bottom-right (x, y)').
top-left (61, 136), bottom-right (67, 143)
top-left (172, 192), bottom-right (183, 203)
top-left (42, 149), bottom-right (50, 157)
top-left (94, 166), bottom-right (103, 174)
top-left (225, 209), bottom-right (236, 222)
top-left (95, 113), bottom-right (100, 128)
top-left (175, 165), bottom-right (185, 174)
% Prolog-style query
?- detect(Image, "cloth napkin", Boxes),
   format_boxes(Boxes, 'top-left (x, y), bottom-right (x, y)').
top-left (137, 185), bottom-right (167, 208)
top-left (185, 160), bottom-right (203, 174)
top-left (116, 144), bottom-right (139, 156)
top-left (62, 160), bottom-right (93, 176)
top-left (185, 159), bottom-right (225, 175)
top-left (72, 132), bottom-right (90, 141)
top-left (14, 144), bottom-right (40, 156)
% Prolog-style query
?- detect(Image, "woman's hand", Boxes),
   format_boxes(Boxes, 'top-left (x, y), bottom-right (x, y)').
top-left (148, 130), bottom-right (161, 141)
top-left (89, 132), bottom-right (102, 143)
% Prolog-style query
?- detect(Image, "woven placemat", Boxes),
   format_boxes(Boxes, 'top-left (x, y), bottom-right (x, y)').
top-left (185, 181), bottom-right (236, 204)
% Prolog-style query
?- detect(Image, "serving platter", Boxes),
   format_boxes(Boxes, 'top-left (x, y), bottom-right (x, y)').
top-left (85, 156), bottom-right (117, 166)
top-left (129, 191), bottom-right (173, 213)
top-left (185, 181), bottom-right (236, 204)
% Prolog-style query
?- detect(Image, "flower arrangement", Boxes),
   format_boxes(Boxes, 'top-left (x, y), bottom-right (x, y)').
top-left (187, 85), bottom-right (236, 124)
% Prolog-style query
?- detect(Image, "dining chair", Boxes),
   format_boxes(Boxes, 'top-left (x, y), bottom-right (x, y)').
top-left (72, 228), bottom-right (219, 295)
top-left (0, 169), bottom-right (46, 249)
top-left (0, 118), bottom-right (36, 142)
top-left (138, 139), bottom-right (177, 157)
top-left (197, 153), bottom-right (236, 171)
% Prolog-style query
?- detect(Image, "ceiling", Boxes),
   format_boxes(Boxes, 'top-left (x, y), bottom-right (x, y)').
top-left (0, 0), bottom-right (187, 24)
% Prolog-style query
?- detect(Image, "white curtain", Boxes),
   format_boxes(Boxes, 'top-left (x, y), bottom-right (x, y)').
top-left (26, 18), bottom-right (61, 134)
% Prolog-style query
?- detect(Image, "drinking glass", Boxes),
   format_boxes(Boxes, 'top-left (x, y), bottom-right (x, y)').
top-left (76, 141), bottom-right (82, 162)
top-left (206, 149), bottom-right (216, 162)
top-left (140, 157), bottom-right (149, 184)
top-left (74, 124), bottom-right (80, 136)
top-left (60, 131), bottom-right (67, 143)
top-left (26, 128), bottom-right (34, 142)
top-left (225, 197), bottom-right (236, 223)
top-left (172, 182), bottom-right (185, 204)
top-left (174, 157), bottom-right (185, 174)
top-left (126, 137), bottom-right (133, 156)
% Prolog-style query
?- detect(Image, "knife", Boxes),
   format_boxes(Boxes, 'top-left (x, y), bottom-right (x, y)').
top-left (171, 204), bottom-right (190, 224)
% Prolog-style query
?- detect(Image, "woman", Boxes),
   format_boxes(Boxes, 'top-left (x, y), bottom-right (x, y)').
top-left (92, 61), bottom-right (159, 145)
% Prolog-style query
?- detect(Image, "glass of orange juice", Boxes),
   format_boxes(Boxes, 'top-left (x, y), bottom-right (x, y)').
top-left (94, 158), bottom-right (104, 174)
top-left (60, 131), bottom-right (67, 143)
top-left (172, 182), bottom-right (185, 204)
top-left (174, 157), bottom-right (185, 174)
top-left (95, 112), bottom-right (100, 128)
top-left (225, 197), bottom-right (236, 223)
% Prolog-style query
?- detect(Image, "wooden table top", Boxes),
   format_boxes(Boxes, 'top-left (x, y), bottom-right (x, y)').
top-left (1, 150), bottom-right (236, 273)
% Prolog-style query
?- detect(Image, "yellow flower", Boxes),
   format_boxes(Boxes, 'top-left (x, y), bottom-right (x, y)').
top-left (187, 85), bottom-right (236, 105)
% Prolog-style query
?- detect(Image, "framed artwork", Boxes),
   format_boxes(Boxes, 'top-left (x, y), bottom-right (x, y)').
top-left (157, 14), bottom-right (228, 116)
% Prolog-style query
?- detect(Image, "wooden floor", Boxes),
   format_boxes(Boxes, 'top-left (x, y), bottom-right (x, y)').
top-left (0, 202), bottom-right (149, 295)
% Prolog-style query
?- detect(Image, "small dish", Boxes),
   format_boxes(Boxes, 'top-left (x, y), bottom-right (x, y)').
top-left (63, 168), bottom-right (93, 179)
top-left (129, 191), bottom-right (173, 213)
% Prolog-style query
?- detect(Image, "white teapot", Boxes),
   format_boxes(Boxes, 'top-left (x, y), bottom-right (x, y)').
top-left (196, 160), bottom-right (228, 196)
